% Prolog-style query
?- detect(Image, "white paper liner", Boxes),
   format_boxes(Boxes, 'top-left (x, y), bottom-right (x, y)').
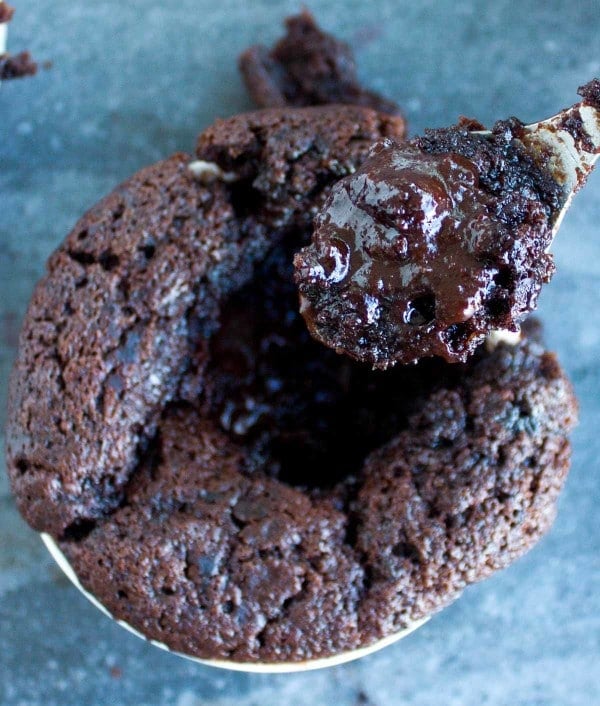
top-left (41, 532), bottom-right (428, 673)
top-left (0, 8), bottom-right (8, 57)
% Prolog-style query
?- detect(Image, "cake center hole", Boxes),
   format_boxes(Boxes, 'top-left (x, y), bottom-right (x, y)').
top-left (205, 235), bottom-right (445, 490)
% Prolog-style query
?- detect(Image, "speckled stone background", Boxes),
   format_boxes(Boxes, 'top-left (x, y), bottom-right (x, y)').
top-left (1, 1), bottom-right (599, 704)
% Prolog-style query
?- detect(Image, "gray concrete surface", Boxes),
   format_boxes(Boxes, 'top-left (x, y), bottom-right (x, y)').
top-left (1, 1), bottom-right (599, 704)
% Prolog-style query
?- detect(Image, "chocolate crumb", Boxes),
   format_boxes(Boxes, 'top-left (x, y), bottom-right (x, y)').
top-left (559, 111), bottom-right (596, 153)
top-left (0, 50), bottom-right (38, 80)
top-left (577, 78), bottom-right (600, 110)
top-left (239, 10), bottom-right (402, 117)
top-left (0, 3), bottom-right (15, 23)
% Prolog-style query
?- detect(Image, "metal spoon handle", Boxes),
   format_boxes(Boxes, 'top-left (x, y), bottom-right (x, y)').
top-left (522, 96), bottom-right (600, 234)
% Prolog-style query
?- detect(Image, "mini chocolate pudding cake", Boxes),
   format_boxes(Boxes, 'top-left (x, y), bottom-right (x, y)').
top-left (6, 106), bottom-right (577, 662)
top-left (5, 11), bottom-right (579, 665)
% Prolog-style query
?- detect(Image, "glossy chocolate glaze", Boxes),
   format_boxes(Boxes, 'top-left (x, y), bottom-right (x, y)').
top-left (295, 121), bottom-right (562, 367)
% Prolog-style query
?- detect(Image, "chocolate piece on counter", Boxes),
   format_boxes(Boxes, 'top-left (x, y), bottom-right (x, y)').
top-left (0, 50), bottom-right (37, 80)
top-left (0, 3), bottom-right (15, 23)
top-left (295, 121), bottom-right (561, 368)
top-left (239, 10), bottom-right (403, 118)
top-left (0, 4), bottom-right (38, 81)
top-left (578, 78), bottom-right (600, 111)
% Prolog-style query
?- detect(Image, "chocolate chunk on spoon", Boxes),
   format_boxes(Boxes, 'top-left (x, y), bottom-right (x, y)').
top-left (239, 9), bottom-right (402, 117)
top-left (294, 80), bottom-right (600, 368)
top-left (0, 1), bottom-right (37, 81)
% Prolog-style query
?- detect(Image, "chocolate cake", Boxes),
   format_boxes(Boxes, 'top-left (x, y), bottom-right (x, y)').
top-left (6, 104), bottom-right (577, 662)
top-left (294, 120), bottom-right (562, 368)
top-left (5, 10), bottom-right (580, 665)
top-left (240, 10), bottom-right (402, 117)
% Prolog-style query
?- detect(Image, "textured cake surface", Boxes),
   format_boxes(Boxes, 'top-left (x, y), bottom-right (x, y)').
top-left (6, 104), bottom-right (404, 537)
top-left (60, 334), bottom-right (577, 661)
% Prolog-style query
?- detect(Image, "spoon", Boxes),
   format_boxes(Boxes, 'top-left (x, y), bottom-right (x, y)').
top-left (293, 80), bottom-right (600, 369)
top-left (479, 80), bottom-right (600, 352)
